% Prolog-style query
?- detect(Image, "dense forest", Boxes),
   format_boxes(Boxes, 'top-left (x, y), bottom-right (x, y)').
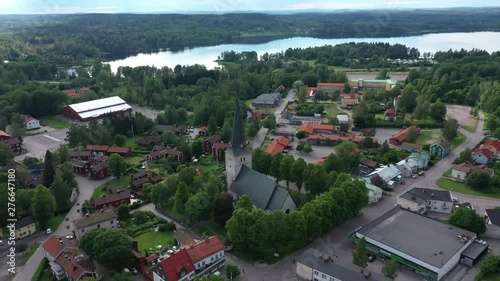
top-left (1, 8), bottom-right (500, 63)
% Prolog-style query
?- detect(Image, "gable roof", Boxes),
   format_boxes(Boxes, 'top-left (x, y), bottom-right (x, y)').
top-left (472, 148), bottom-right (493, 159)
top-left (253, 93), bottom-right (280, 104)
top-left (384, 108), bottom-right (397, 117)
top-left (390, 126), bottom-right (420, 143)
top-left (368, 164), bottom-right (400, 182)
top-left (482, 140), bottom-right (500, 151)
top-left (212, 142), bottom-right (229, 150)
top-left (107, 146), bottom-right (130, 154)
top-left (433, 139), bottom-right (452, 150)
top-left (400, 187), bottom-right (452, 203)
top-left (360, 158), bottom-right (378, 168)
top-left (485, 209), bottom-right (500, 226)
top-left (137, 136), bottom-right (161, 145)
top-left (0, 130), bottom-right (11, 138)
top-left (205, 134), bottom-right (222, 145)
top-left (157, 248), bottom-right (195, 281)
top-left (185, 236), bottom-right (224, 263)
top-left (94, 190), bottom-right (130, 207)
top-left (23, 115), bottom-right (38, 123)
top-left (452, 162), bottom-right (494, 176)
top-left (0, 137), bottom-right (21, 146)
top-left (73, 210), bottom-right (117, 229)
top-left (69, 151), bottom-right (90, 158)
top-left (86, 145), bottom-right (109, 152)
top-left (266, 136), bottom-right (290, 155)
top-left (299, 123), bottom-right (334, 135)
top-left (401, 142), bottom-right (422, 151)
top-left (15, 215), bottom-right (35, 229)
top-left (230, 165), bottom-right (294, 211)
top-left (298, 248), bottom-right (391, 281)
top-left (42, 236), bottom-right (78, 259)
top-left (71, 159), bottom-right (90, 168)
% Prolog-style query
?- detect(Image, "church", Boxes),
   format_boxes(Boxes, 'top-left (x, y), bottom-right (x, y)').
top-left (225, 98), bottom-right (297, 213)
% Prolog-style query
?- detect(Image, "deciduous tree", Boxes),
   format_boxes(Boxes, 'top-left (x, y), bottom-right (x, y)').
top-left (442, 118), bottom-right (459, 140)
top-left (108, 154), bottom-right (127, 177)
top-left (117, 205), bottom-right (130, 221)
top-left (382, 259), bottom-right (399, 279)
top-left (0, 144), bottom-right (14, 166)
top-left (466, 171), bottom-right (492, 191)
top-left (114, 134), bottom-right (127, 147)
top-left (430, 101), bottom-right (447, 122)
top-left (80, 229), bottom-right (133, 271)
top-left (225, 264), bottom-right (241, 279)
top-left (279, 156), bottom-right (294, 188)
top-left (213, 193), bottom-right (234, 225)
top-left (174, 182), bottom-right (189, 214)
top-left (31, 185), bottom-right (56, 230)
top-left (51, 172), bottom-right (71, 212)
top-left (352, 237), bottom-right (368, 268)
top-left (290, 158), bottom-right (307, 193)
top-left (449, 208), bottom-right (486, 234)
top-left (185, 191), bottom-right (211, 224)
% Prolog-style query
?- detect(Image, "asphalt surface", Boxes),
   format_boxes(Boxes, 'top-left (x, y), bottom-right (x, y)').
top-left (446, 105), bottom-right (475, 127)
top-left (14, 128), bottom-right (69, 161)
top-left (9, 175), bottom-right (113, 281)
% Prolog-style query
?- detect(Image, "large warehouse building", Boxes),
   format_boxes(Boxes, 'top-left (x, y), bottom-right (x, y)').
top-left (63, 96), bottom-right (132, 121)
top-left (351, 207), bottom-right (488, 281)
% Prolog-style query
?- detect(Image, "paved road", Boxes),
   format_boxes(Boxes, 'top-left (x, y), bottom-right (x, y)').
top-left (222, 108), bottom-right (498, 281)
top-left (275, 89), bottom-right (296, 120)
top-left (14, 128), bottom-right (69, 161)
top-left (446, 105), bottom-right (475, 127)
top-left (11, 176), bottom-right (113, 281)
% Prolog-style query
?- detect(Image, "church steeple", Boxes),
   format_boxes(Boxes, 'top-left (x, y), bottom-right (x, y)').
top-left (230, 97), bottom-right (246, 155)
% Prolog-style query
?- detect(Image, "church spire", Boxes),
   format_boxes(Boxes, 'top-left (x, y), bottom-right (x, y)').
top-left (231, 97), bottom-right (246, 155)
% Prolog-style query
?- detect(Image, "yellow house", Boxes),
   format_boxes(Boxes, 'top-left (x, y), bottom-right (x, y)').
top-left (15, 216), bottom-right (36, 240)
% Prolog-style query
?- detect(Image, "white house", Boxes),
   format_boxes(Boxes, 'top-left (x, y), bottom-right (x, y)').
top-left (23, 115), bottom-right (40, 130)
top-left (452, 162), bottom-right (494, 181)
top-left (396, 160), bottom-right (415, 177)
top-left (368, 164), bottom-right (401, 185)
top-left (364, 179), bottom-right (383, 204)
top-left (407, 152), bottom-right (430, 169)
top-left (472, 148), bottom-right (493, 165)
top-left (397, 187), bottom-right (453, 214)
top-left (72, 210), bottom-right (117, 240)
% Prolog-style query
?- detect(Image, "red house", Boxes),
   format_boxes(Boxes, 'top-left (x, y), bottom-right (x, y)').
top-left (298, 123), bottom-right (335, 136)
top-left (137, 136), bottom-right (162, 149)
top-left (212, 142), bottom-right (229, 161)
top-left (147, 148), bottom-right (183, 162)
top-left (0, 130), bottom-right (11, 141)
top-left (266, 136), bottom-right (290, 155)
top-left (106, 146), bottom-right (131, 157)
top-left (71, 159), bottom-right (91, 175)
top-left (198, 126), bottom-right (209, 136)
top-left (203, 134), bottom-right (222, 154)
top-left (90, 162), bottom-right (109, 180)
top-left (69, 151), bottom-right (91, 161)
top-left (0, 137), bottom-right (22, 153)
top-left (389, 126), bottom-right (421, 146)
top-left (94, 190), bottom-right (131, 210)
top-left (86, 145), bottom-right (109, 156)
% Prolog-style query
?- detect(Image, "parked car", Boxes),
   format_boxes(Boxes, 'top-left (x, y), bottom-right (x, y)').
top-left (418, 171), bottom-right (425, 176)
top-left (411, 174), bottom-right (417, 179)
top-left (131, 268), bottom-right (138, 275)
top-left (452, 197), bottom-right (458, 202)
top-left (0, 240), bottom-right (4, 246)
top-left (368, 254), bottom-right (376, 262)
top-left (46, 228), bottom-right (52, 234)
top-left (66, 236), bottom-right (74, 240)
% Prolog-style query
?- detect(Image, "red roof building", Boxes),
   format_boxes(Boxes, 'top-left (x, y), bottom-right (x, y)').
top-left (389, 126), bottom-right (420, 146)
top-left (212, 142), bottom-right (229, 161)
top-left (63, 89), bottom-right (80, 97)
top-left (42, 236), bottom-right (97, 281)
top-left (299, 123), bottom-right (335, 136)
top-left (384, 108), bottom-right (398, 121)
top-left (85, 145), bottom-right (131, 157)
top-left (94, 190), bottom-right (131, 210)
top-left (185, 236), bottom-right (225, 266)
top-left (307, 87), bottom-right (318, 97)
top-left (153, 249), bottom-right (195, 281)
top-left (339, 93), bottom-right (360, 99)
top-left (481, 140), bottom-right (500, 156)
top-left (0, 130), bottom-right (10, 141)
top-left (199, 126), bottom-right (209, 136)
top-left (472, 148), bottom-right (494, 165)
top-left (266, 136), bottom-right (290, 155)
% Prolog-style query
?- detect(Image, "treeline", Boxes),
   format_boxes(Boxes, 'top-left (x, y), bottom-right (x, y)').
top-left (226, 174), bottom-right (368, 256)
top-left (3, 8), bottom-right (500, 63)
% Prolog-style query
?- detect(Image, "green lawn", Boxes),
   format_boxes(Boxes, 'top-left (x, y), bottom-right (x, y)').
top-left (92, 176), bottom-right (130, 198)
top-left (39, 116), bottom-right (71, 129)
top-left (192, 155), bottom-right (223, 175)
top-left (46, 214), bottom-right (66, 231)
top-left (463, 124), bottom-right (477, 133)
top-left (37, 270), bottom-right (53, 281)
top-left (125, 156), bottom-right (144, 166)
top-left (415, 130), bottom-right (441, 145)
top-left (437, 178), bottom-right (500, 199)
top-left (442, 169), bottom-right (452, 177)
top-left (451, 133), bottom-right (466, 149)
top-left (135, 230), bottom-right (174, 254)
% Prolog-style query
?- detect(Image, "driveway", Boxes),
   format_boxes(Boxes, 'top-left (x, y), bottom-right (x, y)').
top-left (446, 105), bottom-right (475, 127)
top-left (275, 89), bottom-right (297, 120)
top-left (14, 128), bottom-right (69, 161)
top-left (251, 127), bottom-right (269, 149)
top-left (11, 175), bottom-right (113, 281)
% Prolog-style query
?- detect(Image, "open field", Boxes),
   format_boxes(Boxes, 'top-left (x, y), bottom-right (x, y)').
top-left (446, 105), bottom-right (476, 127)
top-left (346, 71), bottom-right (409, 81)
top-left (135, 230), bottom-right (174, 254)
top-left (415, 129), bottom-right (442, 145)
top-left (437, 178), bottom-right (500, 199)
top-left (47, 214), bottom-right (66, 231)
top-left (39, 116), bottom-right (71, 129)
top-left (92, 176), bottom-right (130, 198)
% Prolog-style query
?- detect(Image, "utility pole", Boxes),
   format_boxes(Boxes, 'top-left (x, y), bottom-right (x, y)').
top-left (131, 123), bottom-right (135, 143)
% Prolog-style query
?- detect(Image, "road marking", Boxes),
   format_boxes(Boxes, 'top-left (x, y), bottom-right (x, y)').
top-left (43, 135), bottom-right (61, 142)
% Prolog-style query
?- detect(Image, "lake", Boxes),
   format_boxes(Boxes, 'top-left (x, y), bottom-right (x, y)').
top-left (107, 32), bottom-right (500, 71)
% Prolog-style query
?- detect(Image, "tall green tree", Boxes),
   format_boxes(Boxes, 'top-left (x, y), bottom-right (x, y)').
top-left (0, 144), bottom-right (14, 166)
top-left (343, 82), bottom-right (351, 94)
top-left (185, 191), bottom-right (211, 224)
top-left (335, 141), bottom-right (361, 173)
top-left (161, 131), bottom-right (178, 146)
top-left (58, 145), bottom-right (69, 163)
top-left (442, 118), bottom-right (459, 140)
top-left (225, 264), bottom-right (241, 279)
top-left (352, 237), bottom-right (368, 268)
top-left (191, 140), bottom-right (204, 158)
top-left (269, 152), bottom-right (283, 181)
top-left (279, 156), bottom-right (294, 189)
top-left (114, 134), bottom-right (127, 147)
top-left (208, 116), bottom-right (218, 136)
top-left (449, 208), bottom-right (486, 234)
top-left (406, 127), bottom-right (418, 143)
top-left (51, 172), bottom-right (71, 212)
top-left (466, 171), bottom-right (492, 191)
top-left (117, 205), bottom-right (130, 221)
top-left (31, 185), bottom-right (57, 230)
top-left (213, 193), bottom-right (234, 225)
top-left (235, 194), bottom-right (254, 211)
top-left (43, 150), bottom-right (56, 187)
top-left (108, 154), bottom-right (127, 177)
top-left (174, 182), bottom-right (190, 214)
top-left (290, 158), bottom-right (307, 193)
top-left (430, 101), bottom-right (447, 122)
top-left (80, 229), bottom-right (133, 271)
top-left (382, 259), bottom-right (399, 279)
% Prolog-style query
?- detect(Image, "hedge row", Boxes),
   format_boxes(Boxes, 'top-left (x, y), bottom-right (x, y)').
top-left (31, 258), bottom-right (48, 281)
top-left (364, 122), bottom-right (445, 129)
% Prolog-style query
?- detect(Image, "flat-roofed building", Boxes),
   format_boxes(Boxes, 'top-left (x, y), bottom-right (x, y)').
top-left (354, 207), bottom-right (481, 280)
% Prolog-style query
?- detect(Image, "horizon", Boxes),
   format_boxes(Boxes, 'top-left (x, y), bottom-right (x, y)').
top-left (0, 0), bottom-right (499, 15)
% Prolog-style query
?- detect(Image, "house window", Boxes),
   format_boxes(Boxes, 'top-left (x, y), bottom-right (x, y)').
top-left (97, 224), bottom-right (100, 228)
top-left (314, 271), bottom-right (318, 276)
top-left (322, 274), bottom-right (326, 279)
top-left (110, 220), bottom-right (114, 224)
top-left (211, 257), bottom-right (214, 261)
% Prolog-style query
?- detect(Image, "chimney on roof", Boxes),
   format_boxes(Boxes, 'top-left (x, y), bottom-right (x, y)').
top-left (190, 244), bottom-right (194, 249)
top-left (205, 237), bottom-right (210, 243)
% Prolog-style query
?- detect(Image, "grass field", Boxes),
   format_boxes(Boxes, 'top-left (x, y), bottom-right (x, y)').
top-left (443, 169), bottom-right (452, 177)
top-left (485, 274), bottom-right (500, 281)
top-left (135, 230), bottom-right (175, 254)
top-left (437, 178), bottom-right (500, 199)
top-left (46, 214), bottom-right (66, 231)
top-left (192, 155), bottom-right (223, 175)
top-left (463, 124), bottom-right (477, 133)
top-left (451, 133), bottom-right (466, 149)
top-left (93, 176), bottom-right (130, 198)
top-left (39, 116), bottom-right (71, 129)
top-left (415, 130), bottom-right (441, 145)
top-left (125, 156), bottom-right (144, 166)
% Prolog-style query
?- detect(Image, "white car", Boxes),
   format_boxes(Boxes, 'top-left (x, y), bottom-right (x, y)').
top-left (0, 240), bottom-right (4, 246)
top-left (213, 271), bottom-right (221, 276)
top-left (411, 174), bottom-right (417, 179)
top-left (66, 236), bottom-right (74, 240)
top-left (46, 228), bottom-right (52, 234)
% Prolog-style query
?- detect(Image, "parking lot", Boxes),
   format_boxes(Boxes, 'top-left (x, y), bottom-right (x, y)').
top-left (374, 128), bottom-right (400, 145)
top-left (15, 128), bottom-right (68, 160)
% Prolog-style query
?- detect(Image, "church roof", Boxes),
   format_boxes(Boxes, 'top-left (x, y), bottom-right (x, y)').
top-left (230, 165), bottom-right (292, 211)
top-left (230, 98), bottom-right (247, 156)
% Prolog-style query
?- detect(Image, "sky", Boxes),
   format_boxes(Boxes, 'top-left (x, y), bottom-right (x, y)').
top-left (0, 0), bottom-right (499, 14)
